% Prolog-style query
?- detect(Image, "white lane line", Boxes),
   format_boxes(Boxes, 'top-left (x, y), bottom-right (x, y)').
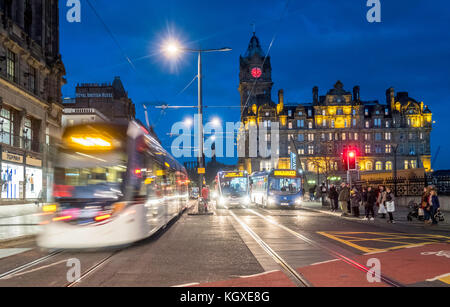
top-left (172, 282), bottom-right (200, 287)
top-left (1, 259), bottom-right (69, 280)
top-left (238, 270), bottom-right (279, 279)
top-left (310, 259), bottom-right (341, 266)
top-left (426, 273), bottom-right (450, 282)
top-left (0, 248), bottom-right (32, 260)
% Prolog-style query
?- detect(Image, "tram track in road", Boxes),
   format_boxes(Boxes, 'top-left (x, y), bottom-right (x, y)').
top-left (245, 208), bottom-right (405, 287)
top-left (228, 210), bottom-right (311, 287)
top-left (0, 250), bottom-right (64, 280)
top-left (65, 250), bottom-right (122, 287)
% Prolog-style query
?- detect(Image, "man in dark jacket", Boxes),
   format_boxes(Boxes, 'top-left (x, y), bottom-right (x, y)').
top-left (365, 187), bottom-right (377, 220)
top-left (328, 185), bottom-right (339, 212)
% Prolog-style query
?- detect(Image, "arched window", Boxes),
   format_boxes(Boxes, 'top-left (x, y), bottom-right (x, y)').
top-left (375, 162), bottom-right (383, 171)
top-left (366, 162), bottom-right (373, 171)
top-left (386, 162), bottom-right (393, 171)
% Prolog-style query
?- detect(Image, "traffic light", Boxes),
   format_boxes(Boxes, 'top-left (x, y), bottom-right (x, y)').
top-left (343, 148), bottom-right (358, 171)
top-left (348, 150), bottom-right (357, 170)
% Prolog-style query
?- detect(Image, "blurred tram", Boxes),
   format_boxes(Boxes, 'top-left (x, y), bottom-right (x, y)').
top-left (38, 121), bottom-right (190, 249)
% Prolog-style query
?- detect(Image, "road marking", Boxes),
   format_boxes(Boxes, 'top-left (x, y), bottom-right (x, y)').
top-left (172, 282), bottom-right (200, 287)
top-left (238, 270), bottom-right (279, 279)
top-left (0, 248), bottom-right (32, 260)
top-left (310, 259), bottom-right (340, 266)
top-left (1, 259), bottom-right (69, 280)
top-left (426, 273), bottom-right (450, 284)
top-left (317, 232), bottom-right (450, 253)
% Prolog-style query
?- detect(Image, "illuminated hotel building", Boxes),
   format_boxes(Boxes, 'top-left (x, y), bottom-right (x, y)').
top-left (238, 33), bottom-right (433, 178)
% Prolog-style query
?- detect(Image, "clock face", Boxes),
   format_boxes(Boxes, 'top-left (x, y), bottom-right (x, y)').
top-left (251, 67), bottom-right (262, 79)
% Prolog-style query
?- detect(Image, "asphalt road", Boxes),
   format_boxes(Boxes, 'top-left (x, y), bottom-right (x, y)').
top-left (0, 203), bottom-right (449, 287)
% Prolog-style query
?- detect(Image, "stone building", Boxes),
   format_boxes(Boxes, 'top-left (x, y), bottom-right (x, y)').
top-left (63, 77), bottom-right (136, 125)
top-left (0, 0), bottom-right (65, 204)
top-left (238, 33), bottom-right (433, 182)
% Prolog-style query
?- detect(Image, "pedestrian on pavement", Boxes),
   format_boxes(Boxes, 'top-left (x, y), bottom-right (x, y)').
top-left (365, 186), bottom-right (377, 221)
top-left (425, 188), bottom-right (440, 225)
top-left (350, 187), bottom-right (362, 218)
top-left (346, 183), bottom-right (352, 215)
top-left (377, 185), bottom-right (387, 219)
top-left (329, 184), bottom-right (339, 212)
top-left (320, 183), bottom-right (328, 207)
top-left (201, 185), bottom-right (210, 212)
top-left (339, 183), bottom-right (351, 216)
top-left (309, 186), bottom-right (316, 201)
top-left (385, 187), bottom-right (396, 224)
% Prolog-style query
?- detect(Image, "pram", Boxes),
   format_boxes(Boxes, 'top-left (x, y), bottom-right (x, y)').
top-left (407, 201), bottom-right (425, 222)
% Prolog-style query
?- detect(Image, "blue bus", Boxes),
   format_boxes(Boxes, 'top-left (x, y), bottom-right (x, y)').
top-left (215, 171), bottom-right (250, 209)
top-left (250, 170), bottom-right (303, 208)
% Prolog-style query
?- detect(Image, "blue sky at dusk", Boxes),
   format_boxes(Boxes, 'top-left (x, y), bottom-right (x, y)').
top-left (60, 0), bottom-right (450, 169)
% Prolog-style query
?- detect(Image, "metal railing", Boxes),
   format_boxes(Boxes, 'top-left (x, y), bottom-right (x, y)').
top-left (0, 131), bottom-right (42, 153)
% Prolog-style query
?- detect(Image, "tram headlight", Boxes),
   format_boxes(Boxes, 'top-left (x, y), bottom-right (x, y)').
top-left (219, 197), bottom-right (226, 205)
top-left (295, 197), bottom-right (303, 205)
top-left (268, 197), bottom-right (276, 205)
top-left (244, 196), bottom-right (251, 205)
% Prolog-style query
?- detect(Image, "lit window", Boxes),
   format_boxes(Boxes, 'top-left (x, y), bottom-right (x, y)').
top-left (365, 145), bottom-right (371, 154)
top-left (6, 49), bottom-right (16, 82)
top-left (366, 162), bottom-right (373, 171)
top-left (385, 145), bottom-right (392, 153)
top-left (308, 146), bottom-right (314, 155)
top-left (386, 162), bottom-right (393, 171)
top-left (376, 162), bottom-right (383, 171)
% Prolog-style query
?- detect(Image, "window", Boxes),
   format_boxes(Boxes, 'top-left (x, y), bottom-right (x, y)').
top-left (365, 134), bottom-right (371, 141)
top-left (308, 122), bottom-right (313, 129)
top-left (298, 147), bottom-right (305, 155)
top-left (366, 162), bottom-right (373, 171)
top-left (297, 120), bottom-right (304, 128)
top-left (298, 134), bottom-right (305, 142)
top-left (7, 49), bottom-right (16, 82)
top-left (0, 108), bottom-right (13, 146)
top-left (322, 110), bottom-right (326, 116)
top-left (331, 120), bottom-right (335, 128)
top-left (374, 118), bottom-right (382, 127)
top-left (385, 108), bottom-right (389, 116)
top-left (353, 119), bottom-right (357, 127)
top-left (375, 133), bottom-right (382, 141)
top-left (385, 145), bottom-right (392, 154)
top-left (365, 109), bottom-right (369, 116)
top-left (365, 121), bottom-right (370, 128)
top-left (385, 162), bottom-right (392, 171)
top-left (342, 133), bottom-right (347, 141)
top-left (308, 109), bottom-right (313, 117)
top-left (404, 161), bottom-right (409, 170)
top-left (308, 145), bottom-right (314, 155)
top-left (288, 110), bottom-right (292, 117)
top-left (24, 118), bottom-right (33, 151)
top-left (365, 145), bottom-right (371, 154)
top-left (322, 119), bottom-right (327, 127)
top-left (307, 134), bottom-right (314, 142)
top-left (298, 111), bottom-right (303, 116)
top-left (29, 66), bottom-right (37, 94)
top-left (337, 109), bottom-right (344, 116)
top-left (385, 121), bottom-right (390, 128)
top-left (385, 133), bottom-right (392, 141)
top-left (288, 122), bottom-right (293, 130)
top-left (376, 162), bottom-right (383, 171)
top-left (375, 145), bottom-right (382, 154)
top-left (354, 133), bottom-right (359, 141)
top-left (411, 160), bottom-right (418, 169)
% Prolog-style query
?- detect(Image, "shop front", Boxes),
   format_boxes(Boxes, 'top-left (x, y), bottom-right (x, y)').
top-left (0, 149), bottom-right (43, 203)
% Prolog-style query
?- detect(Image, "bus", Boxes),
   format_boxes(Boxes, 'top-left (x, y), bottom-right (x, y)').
top-left (38, 121), bottom-right (190, 249)
top-left (250, 170), bottom-right (303, 208)
top-left (215, 171), bottom-right (250, 209)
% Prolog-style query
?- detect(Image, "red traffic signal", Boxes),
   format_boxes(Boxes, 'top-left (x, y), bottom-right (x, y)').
top-left (343, 148), bottom-right (358, 171)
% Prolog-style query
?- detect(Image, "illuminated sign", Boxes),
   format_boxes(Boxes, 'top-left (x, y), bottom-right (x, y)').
top-left (274, 170), bottom-right (297, 177)
top-left (68, 135), bottom-right (113, 150)
top-left (223, 172), bottom-right (245, 178)
top-left (198, 168), bottom-right (206, 174)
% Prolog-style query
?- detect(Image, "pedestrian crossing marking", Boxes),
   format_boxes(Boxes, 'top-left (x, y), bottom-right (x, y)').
top-left (317, 232), bottom-right (450, 253)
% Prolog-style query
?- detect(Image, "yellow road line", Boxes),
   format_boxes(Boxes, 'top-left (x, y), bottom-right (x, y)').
top-left (317, 232), bottom-right (381, 253)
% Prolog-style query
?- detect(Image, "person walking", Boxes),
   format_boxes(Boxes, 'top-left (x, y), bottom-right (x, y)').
top-left (329, 184), bottom-right (339, 212)
top-left (425, 188), bottom-right (440, 225)
top-left (365, 186), bottom-right (377, 221)
top-left (385, 187), bottom-right (396, 224)
top-left (338, 183), bottom-right (351, 216)
top-left (350, 187), bottom-right (362, 218)
top-left (377, 185), bottom-right (387, 219)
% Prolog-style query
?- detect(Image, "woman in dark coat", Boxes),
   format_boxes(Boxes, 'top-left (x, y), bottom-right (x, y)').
top-left (350, 187), bottom-right (362, 218)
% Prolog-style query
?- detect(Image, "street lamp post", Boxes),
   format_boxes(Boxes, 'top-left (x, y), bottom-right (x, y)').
top-left (163, 42), bottom-right (232, 189)
top-left (392, 144), bottom-right (399, 197)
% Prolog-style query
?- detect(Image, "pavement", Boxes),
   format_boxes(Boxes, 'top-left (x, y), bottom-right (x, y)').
top-left (300, 200), bottom-right (450, 232)
top-left (0, 204), bottom-right (42, 242)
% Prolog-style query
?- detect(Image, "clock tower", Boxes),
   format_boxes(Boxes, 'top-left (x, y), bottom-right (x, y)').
top-left (239, 33), bottom-right (274, 116)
